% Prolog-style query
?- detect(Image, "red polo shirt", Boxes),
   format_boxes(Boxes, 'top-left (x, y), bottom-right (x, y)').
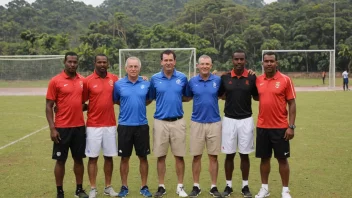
top-left (83, 71), bottom-right (118, 127)
top-left (256, 71), bottom-right (296, 128)
top-left (46, 71), bottom-right (85, 128)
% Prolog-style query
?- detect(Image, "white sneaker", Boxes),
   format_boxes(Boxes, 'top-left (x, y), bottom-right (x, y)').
top-left (176, 185), bottom-right (188, 197)
top-left (255, 187), bottom-right (270, 198)
top-left (104, 186), bottom-right (118, 197)
top-left (89, 188), bottom-right (97, 198)
top-left (282, 190), bottom-right (292, 198)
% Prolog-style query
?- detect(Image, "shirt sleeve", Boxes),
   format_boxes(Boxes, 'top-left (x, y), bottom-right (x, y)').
top-left (46, 79), bottom-right (57, 101)
top-left (182, 76), bottom-right (189, 97)
top-left (113, 82), bottom-right (120, 102)
top-left (185, 79), bottom-right (193, 97)
top-left (148, 78), bottom-right (156, 100)
top-left (218, 76), bottom-right (225, 97)
top-left (285, 77), bottom-right (296, 100)
top-left (82, 78), bottom-right (89, 102)
top-left (251, 75), bottom-right (259, 97)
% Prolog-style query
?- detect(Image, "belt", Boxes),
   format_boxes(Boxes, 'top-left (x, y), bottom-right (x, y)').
top-left (225, 114), bottom-right (251, 120)
top-left (161, 116), bottom-right (183, 122)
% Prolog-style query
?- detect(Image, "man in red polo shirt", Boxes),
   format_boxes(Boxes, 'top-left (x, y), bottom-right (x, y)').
top-left (254, 52), bottom-right (296, 198)
top-left (46, 52), bottom-right (88, 198)
top-left (82, 54), bottom-right (119, 198)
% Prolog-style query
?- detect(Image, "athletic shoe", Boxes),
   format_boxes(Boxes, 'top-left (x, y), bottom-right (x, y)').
top-left (75, 189), bottom-right (89, 198)
top-left (140, 185), bottom-right (152, 197)
top-left (88, 188), bottom-right (97, 198)
top-left (176, 185), bottom-right (188, 197)
top-left (209, 187), bottom-right (222, 197)
top-left (281, 190), bottom-right (292, 198)
top-left (222, 185), bottom-right (233, 197)
top-left (255, 187), bottom-right (270, 198)
top-left (57, 193), bottom-right (64, 198)
top-left (117, 186), bottom-right (129, 197)
top-left (242, 185), bottom-right (252, 198)
top-left (189, 186), bottom-right (201, 197)
top-left (104, 186), bottom-right (118, 196)
top-left (154, 186), bottom-right (166, 198)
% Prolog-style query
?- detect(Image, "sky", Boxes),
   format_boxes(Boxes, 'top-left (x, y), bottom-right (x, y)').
top-left (0, 0), bottom-right (278, 7)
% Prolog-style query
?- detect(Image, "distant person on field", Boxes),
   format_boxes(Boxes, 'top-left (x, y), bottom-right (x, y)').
top-left (322, 70), bottom-right (326, 84)
top-left (342, 69), bottom-right (349, 91)
top-left (149, 50), bottom-right (189, 198)
top-left (184, 55), bottom-right (222, 198)
top-left (113, 56), bottom-right (153, 198)
top-left (45, 52), bottom-right (88, 198)
top-left (218, 50), bottom-right (259, 198)
top-left (254, 52), bottom-right (296, 198)
top-left (82, 54), bottom-right (119, 198)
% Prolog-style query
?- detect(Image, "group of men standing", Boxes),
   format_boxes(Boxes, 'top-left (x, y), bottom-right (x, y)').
top-left (46, 50), bottom-right (296, 198)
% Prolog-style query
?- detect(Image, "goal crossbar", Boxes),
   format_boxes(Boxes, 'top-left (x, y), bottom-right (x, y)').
top-left (261, 49), bottom-right (336, 88)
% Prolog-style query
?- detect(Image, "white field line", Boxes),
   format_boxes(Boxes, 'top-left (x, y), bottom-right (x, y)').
top-left (0, 113), bottom-right (48, 150)
top-left (0, 126), bottom-right (48, 150)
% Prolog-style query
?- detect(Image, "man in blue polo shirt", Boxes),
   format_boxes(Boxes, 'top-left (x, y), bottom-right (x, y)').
top-left (185, 55), bottom-right (223, 198)
top-left (149, 50), bottom-right (189, 198)
top-left (113, 56), bottom-right (152, 198)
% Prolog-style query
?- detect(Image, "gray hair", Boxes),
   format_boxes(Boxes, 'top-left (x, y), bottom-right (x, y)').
top-left (125, 56), bottom-right (142, 68)
top-left (198, 55), bottom-right (212, 64)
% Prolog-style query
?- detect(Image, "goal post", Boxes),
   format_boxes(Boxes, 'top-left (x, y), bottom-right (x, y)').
top-left (0, 55), bottom-right (65, 81)
top-left (119, 48), bottom-right (197, 79)
top-left (261, 49), bottom-right (336, 88)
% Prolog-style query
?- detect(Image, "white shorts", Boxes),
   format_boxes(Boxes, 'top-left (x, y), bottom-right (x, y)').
top-left (85, 126), bottom-right (118, 157)
top-left (221, 116), bottom-right (254, 154)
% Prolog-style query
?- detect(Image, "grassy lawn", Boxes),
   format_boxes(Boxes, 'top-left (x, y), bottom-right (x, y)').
top-left (0, 92), bottom-right (352, 197)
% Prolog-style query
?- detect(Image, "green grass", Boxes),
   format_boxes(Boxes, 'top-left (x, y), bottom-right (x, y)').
top-left (0, 92), bottom-right (352, 197)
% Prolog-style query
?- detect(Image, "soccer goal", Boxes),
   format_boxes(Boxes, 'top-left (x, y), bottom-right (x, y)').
top-left (119, 48), bottom-right (197, 79)
top-left (0, 55), bottom-right (65, 81)
top-left (261, 50), bottom-right (335, 88)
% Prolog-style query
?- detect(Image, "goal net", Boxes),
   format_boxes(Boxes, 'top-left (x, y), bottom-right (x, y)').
top-left (0, 55), bottom-right (65, 81)
top-left (119, 48), bottom-right (197, 79)
top-left (261, 50), bottom-right (335, 88)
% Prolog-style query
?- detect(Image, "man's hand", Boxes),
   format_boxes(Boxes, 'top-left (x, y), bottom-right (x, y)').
top-left (50, 128), bottom-right (61, 144)
top-left (141, 76), bottom-right (148, 81)
top-left (212, 70), bottom-right (218, 75)
top-left (53, 106), bottom-right (58, 113)
top-left (284, 128), bottom-right (294, 141)
top-left (248, 69), bottom-right (256, 75)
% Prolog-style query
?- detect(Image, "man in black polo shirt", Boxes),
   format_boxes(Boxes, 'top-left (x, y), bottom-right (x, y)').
top-left (219, 49), bottom-right (259, 198)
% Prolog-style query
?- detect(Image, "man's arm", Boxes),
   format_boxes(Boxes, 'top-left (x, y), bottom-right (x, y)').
top-left (146, 99), bottom-right (152, 106)
top-left (45, 99), bottom-right (60, 143)
top-left (182, 96), bottom-right (192, 102)
top-left (284, 99), bottom-right (296, 141)
top-left (252, 95), bottom-right (259, 101)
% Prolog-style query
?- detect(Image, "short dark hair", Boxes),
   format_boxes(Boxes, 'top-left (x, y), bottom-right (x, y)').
top-left (64, 51), bottom-right (78, 62)
top-left (94, 54), bottom-right (108, 63)
top-left (232, 49), bottom-right (246, 59)
top-left (263, 51), bottom-right (278, 61)
top-left (160, 50), bottom-right (176, 60)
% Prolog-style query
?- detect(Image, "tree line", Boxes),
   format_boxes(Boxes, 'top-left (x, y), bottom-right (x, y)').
top-left (0, 0), bottom-right (351, 73)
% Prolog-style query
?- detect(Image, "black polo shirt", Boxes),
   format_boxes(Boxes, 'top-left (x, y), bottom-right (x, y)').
top-left (219, 69), bottom-right (258, 119)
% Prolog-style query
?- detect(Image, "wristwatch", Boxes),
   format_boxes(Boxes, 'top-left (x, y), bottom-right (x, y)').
top-left (288, 124), bottom-right (296, 129)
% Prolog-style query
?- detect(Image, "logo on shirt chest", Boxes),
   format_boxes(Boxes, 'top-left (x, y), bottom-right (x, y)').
top-left (245, 80), bottom-right (249, 85)
top-left (109, 79), bottom-right (113, 86)
top-left (176, 79), bottom-right (181, 85)
top-left (213, 82), bottom-right (217, 88)
top-left (228, 81), bottom-right (232, 84)
top-left (275, 82), bottom-right (280, 88)
top-left (79, 81), bottom-right (83, 88)
top-left (141, 84), bottom-right (145, 89)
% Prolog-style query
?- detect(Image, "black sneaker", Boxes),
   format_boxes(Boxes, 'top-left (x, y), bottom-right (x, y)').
top-left (209, 187), bottom-right (222, 198)
top-left (222, 185), bottom-right (233, 197)
top-left (189, 186), bottom-right (201, 197)
top-left (241, 185), bottom-right (252, 198)
top-left (154, 186), bottom-right (166, 198)
top-left (75, 189), bottom-right (88, 198)
top-left (57, 193), bottom-right (64, 198)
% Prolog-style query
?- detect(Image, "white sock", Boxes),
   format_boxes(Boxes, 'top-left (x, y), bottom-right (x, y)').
top-left (159, 184), bottom-right (165, 189)
top-left (242, 180), bottom-right (248, 188)
top-left (262, 184), bottom-right (269, 191)
top-left (282, 187), bottom-right (289, 193)
top-left (226, 180), bottom-right (232, 188)
top-left (194, 183), bottom-right (200, 188)
top-left (211, 184), bottom-right (216, 189)
top-left (177, 184), bottom-right (184, 189)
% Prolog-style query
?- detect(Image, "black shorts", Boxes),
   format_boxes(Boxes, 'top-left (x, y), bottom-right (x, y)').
top-left (255, 128), bottom-right (290, 159)
top-left (52, 126), bottom-right (86, 160)
top-left (117, 124), bottom-right (150, 157)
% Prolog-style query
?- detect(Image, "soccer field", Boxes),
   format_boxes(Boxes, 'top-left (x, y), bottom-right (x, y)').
top-left (0, 92), bottom-right (351, 197)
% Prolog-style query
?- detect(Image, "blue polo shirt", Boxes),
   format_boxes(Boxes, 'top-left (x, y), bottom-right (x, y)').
top-left (113, 76), bottom-right (150, 126)
top-left (149, 69), bottom-right (188, 119)
top-left (186, 74), bottom-right (221, 123)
